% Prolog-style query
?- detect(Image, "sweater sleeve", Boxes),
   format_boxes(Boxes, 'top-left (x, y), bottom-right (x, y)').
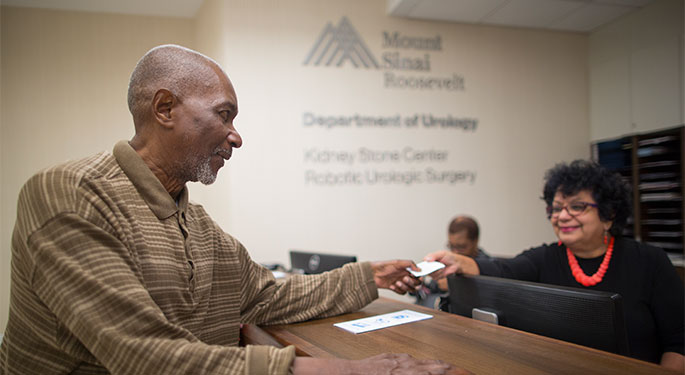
top-left (236, 241), bottom-right (378, 326)
top-left (22, 212), bottom-right (285, 374)
top-left (8, 170), bottom-right (292, 375)
top-left (245, 345), bottom-right (296, 374)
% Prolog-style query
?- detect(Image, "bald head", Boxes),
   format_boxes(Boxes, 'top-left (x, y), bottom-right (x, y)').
top-left (448, 216), bottom-right (479, 240)
top-left (127, 44), bottom-right (225, 128)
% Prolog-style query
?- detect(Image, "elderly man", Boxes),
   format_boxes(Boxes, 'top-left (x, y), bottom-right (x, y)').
top-left (0, 45), bottom-right (467, 374)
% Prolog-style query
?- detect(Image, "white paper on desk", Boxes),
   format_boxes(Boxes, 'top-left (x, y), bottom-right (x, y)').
top-left (334, 310), bottom-right (433, 334)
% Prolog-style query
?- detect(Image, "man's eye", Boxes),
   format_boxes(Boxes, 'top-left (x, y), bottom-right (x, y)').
top-left (219, 111), bottom-right (230, 121)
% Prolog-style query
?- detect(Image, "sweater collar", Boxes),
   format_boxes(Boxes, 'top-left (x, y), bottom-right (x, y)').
top-left (113, 140), bottom-right (187, 219)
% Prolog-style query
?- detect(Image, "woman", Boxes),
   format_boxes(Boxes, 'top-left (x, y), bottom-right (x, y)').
top-left (426, 160), bottom-right (684, 370)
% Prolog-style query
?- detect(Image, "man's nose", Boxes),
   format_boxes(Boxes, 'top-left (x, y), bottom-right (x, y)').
top-left (227, 128), bottom-right (242, 149)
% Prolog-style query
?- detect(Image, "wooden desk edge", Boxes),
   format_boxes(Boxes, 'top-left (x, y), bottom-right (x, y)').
top-left (240, 324), bottom-right (283, 349)
top-left (241, 324), bottom-right (324, 357)
top-left (240, 298), bottom-right (679, 374)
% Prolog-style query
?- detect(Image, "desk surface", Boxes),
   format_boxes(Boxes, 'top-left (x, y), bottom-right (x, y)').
top-left (242, 298), bottom-right (677, 375)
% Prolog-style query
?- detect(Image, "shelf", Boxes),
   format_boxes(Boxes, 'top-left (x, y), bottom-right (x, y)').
top-left (640, 193), bottom-right (682, 202)
top-left (667, 253), bottom-right (685, 267)
top-left (638, 135), bottom-right (677, 146)
top-left (645, 241), bottom-right (683, 251)
top-left (640, 172), bottom-right (677, 180)
top-left (642, 219), bottom-right (682, 226)
top-left (638, 181), bottom-right (680, 191)
top-left (646, 208), bottom-right (680, 214)
top-left (593, 125), bottom-right (684, 256)
top-left (648, 231), bottom-right (683, 238)
top-left (638, 160), bottom-right (679, 168)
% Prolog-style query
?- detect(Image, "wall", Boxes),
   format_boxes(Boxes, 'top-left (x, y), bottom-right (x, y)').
top-left (1, 0), bottom-right (590, 331)
top-left (0, 6), bottom-right (195, 333)
top-left (589, 0), bottom-right (684, 141)
top-left (193, 0), bottom-right (224, 63)
top-left (191, 0), bottom-right (588, 286)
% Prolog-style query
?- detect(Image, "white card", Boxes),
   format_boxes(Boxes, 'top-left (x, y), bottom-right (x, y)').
top-left (334, 309), bottom-right (433, 334)
top-left (407, 261), bottom-right (445, 277)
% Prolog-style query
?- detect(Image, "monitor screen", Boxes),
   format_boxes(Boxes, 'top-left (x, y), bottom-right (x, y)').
top-left (447, 274), bottom-right (629, 356)
top-left (289, 250), bottom-right (357, 274)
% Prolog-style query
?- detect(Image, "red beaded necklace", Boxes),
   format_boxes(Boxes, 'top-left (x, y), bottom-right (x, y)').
top-left (563, 236), bottom-right (614, 287)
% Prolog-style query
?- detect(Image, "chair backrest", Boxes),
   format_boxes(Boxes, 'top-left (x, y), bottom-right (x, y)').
top-left (447, 274), bottom-right (630, 356)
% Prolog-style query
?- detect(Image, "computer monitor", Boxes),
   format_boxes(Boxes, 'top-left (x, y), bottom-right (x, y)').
top-left (447, 274), bottom-right (629, 356)
top-left (289, 250), bottom-right (357, 274)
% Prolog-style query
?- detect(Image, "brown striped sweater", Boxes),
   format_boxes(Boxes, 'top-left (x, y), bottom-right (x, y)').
top-left (0, 141), bottom-right (378, 374)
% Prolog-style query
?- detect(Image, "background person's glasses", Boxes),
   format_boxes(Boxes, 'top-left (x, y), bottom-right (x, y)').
top-left (546, 202), bottom-right (598, 219)
top-left (447, 243), bottom-right (468, 252)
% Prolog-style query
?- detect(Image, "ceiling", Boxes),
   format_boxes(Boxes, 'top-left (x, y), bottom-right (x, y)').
top-left (387, 0), bottom-right (655, 32)
top-left (1, 0), bottom-right (654, 32)
top-left (0, 0), bottom-right (205, 18)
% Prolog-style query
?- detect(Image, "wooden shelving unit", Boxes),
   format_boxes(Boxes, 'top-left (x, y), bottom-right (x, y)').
top-left (592, 125), bottom-right (684, 275)
top-left (635, 128), bottom-right (683, 254)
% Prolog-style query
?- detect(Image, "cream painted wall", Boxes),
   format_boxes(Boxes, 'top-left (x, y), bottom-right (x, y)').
top-left (0, 6), bottom-right (195, 333)
top-left (589, 0), bottom-right (684, 141)
top-left (192, 0), bottom-right (588, 276)
top-left (193, 0), bottom-right (224, 64)
top-left (1, 0), bottom-right (590, 332)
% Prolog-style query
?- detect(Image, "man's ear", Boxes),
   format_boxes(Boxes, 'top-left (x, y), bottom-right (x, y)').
top-left (152, 89), bottom-right (176, 128)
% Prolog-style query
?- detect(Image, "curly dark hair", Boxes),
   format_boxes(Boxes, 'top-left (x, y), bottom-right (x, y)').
top-left (542, 160), bottom-right (632, 236)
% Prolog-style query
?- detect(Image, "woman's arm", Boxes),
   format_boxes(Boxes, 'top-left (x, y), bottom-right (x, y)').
top-left (423, 250), bottom-right (480, 279)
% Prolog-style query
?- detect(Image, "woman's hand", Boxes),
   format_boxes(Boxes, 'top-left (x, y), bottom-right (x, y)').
top-left (423, 251), bottom-right (480, 279)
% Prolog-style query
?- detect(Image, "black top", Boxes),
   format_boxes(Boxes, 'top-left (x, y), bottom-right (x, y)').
top-left (476, 237), bottom-right (684, 363)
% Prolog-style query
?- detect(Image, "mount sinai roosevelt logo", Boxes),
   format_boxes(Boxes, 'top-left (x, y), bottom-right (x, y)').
top-left (303, 17), bottom-right (379, 69)
top-left (303, 17), bottom-right (464, 92)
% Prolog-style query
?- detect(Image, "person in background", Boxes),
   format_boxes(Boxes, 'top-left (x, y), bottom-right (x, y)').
top-left (445, 216), bottom-right (490, 260)
top-left (415, 216), bottom-right (491, 310)
top-left (0, 45), bottom-right (469, 375)
top-left (425, 160), bottom-right (684, 371)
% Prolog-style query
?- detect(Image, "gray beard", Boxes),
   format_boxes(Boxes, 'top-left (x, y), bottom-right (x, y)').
top-left (183, 152), bottom-right (217, 185)
top-left (193, 155), bottom-right (217, 185)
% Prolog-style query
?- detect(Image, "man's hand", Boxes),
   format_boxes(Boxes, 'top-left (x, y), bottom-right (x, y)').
top-left (423, 251), bottom-right (480, 279)
top-left (292, 353), bottom-right (473, 375)
top-left (370, 260), bottom-right (421, 295)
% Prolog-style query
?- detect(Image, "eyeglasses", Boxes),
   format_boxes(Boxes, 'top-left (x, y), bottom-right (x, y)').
top-left (546, 201), bottom-right (598, 219)
top-left (447, 243), bottom-right (468, 252)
